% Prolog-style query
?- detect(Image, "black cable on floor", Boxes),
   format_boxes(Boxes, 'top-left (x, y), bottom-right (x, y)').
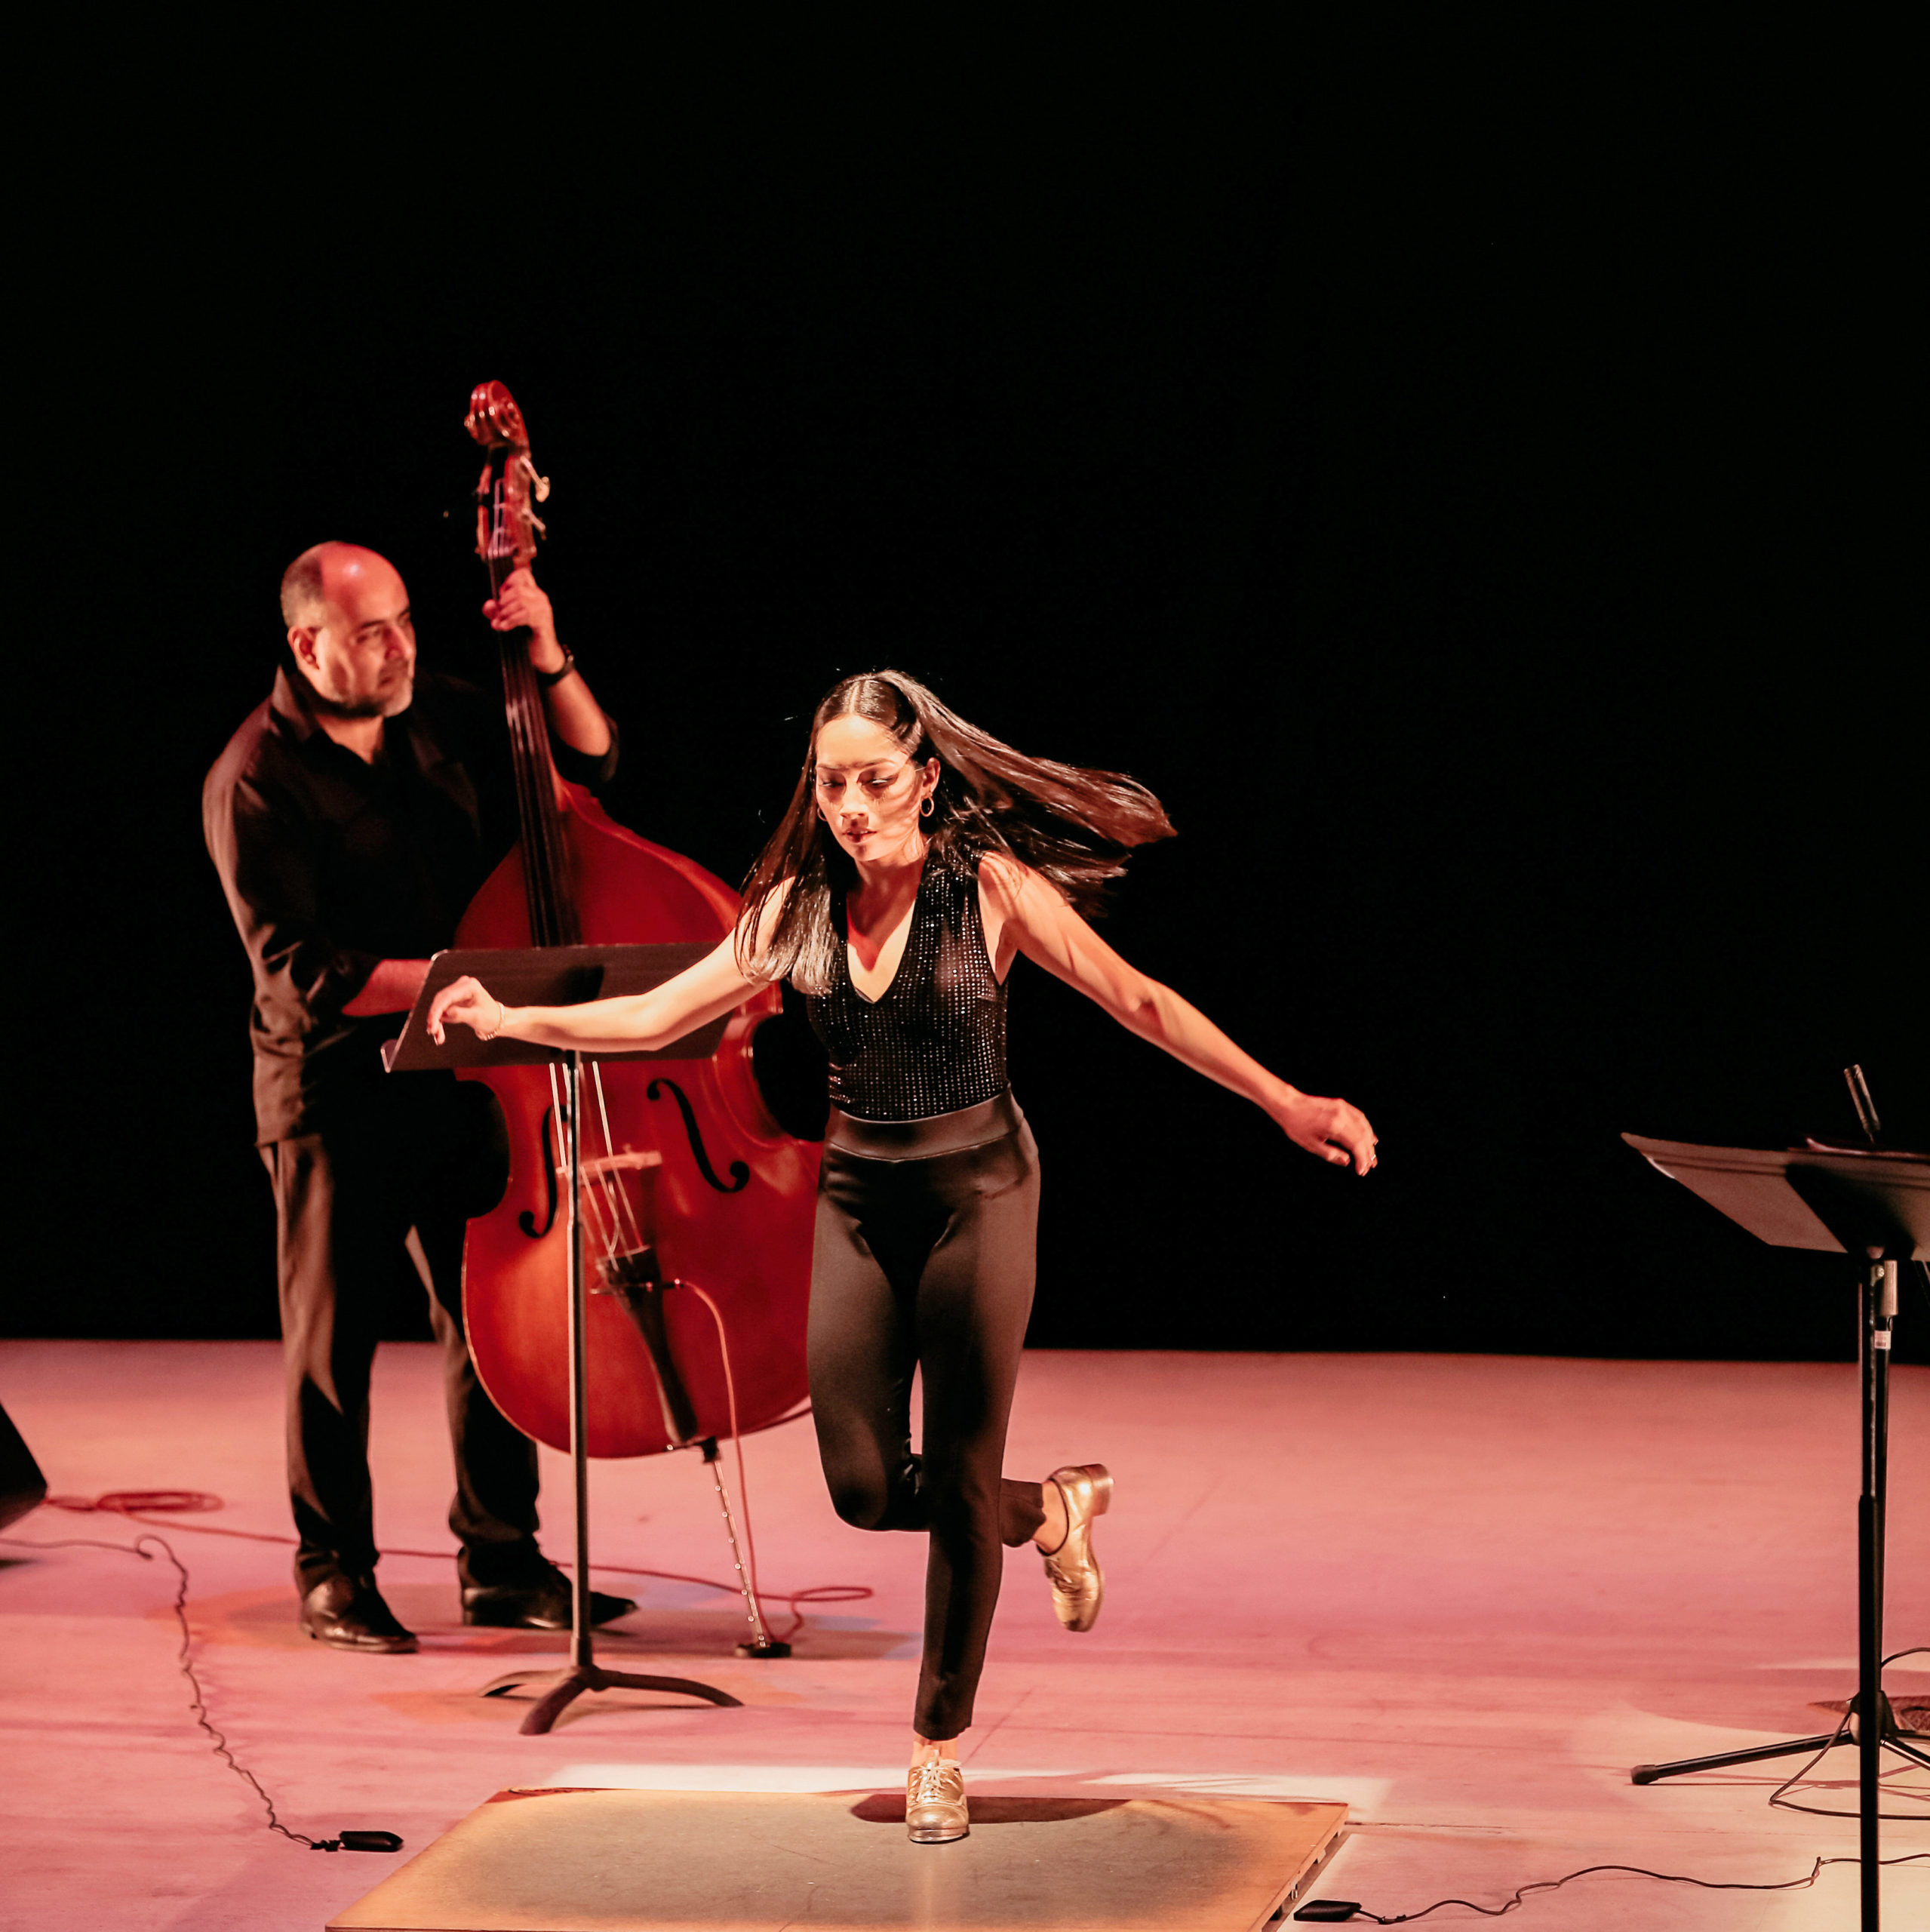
top-left (1296, 1850), bottom-right (1930, 1922)
top-left (8, 1481), bottom-right (874, 1857)
top-left (41, 1491), bottom-right (872, 1644)
top-left (0, 1531), bottom-right (398, 1856)
top-left (1301, 1647), bottom-right (1930, 1921)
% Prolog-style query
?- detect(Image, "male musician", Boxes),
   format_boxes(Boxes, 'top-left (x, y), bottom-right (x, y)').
top-left (203, 540), bottom-right (636, 1651)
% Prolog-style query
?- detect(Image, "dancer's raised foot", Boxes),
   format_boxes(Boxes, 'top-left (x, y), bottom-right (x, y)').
top-left (1037, 1463), bottom-right (1111, 1632)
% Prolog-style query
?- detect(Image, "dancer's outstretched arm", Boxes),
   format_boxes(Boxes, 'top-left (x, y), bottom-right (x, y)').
top-left (980, 854), bottom-right (1378, 1173)
top-left (426, 926), bottom-right (767, 1057)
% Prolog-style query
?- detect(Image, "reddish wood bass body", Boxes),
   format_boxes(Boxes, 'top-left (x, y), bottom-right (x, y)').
top-left (453, 379), bottom-right (817, 1461)
top-left (456, 788), bottom-right (818, 1459)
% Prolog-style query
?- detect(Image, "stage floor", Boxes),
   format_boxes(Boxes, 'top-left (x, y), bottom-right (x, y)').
top-left (2, 1343), bottom-right (1925, 1930)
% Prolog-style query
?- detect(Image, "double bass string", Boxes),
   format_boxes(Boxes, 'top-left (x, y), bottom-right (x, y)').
top-left (487, 475), bottom-right (571, 947)
top-left (484, 448), bottom-right (643, 1269)
top-left (503, 639), bottom-right (570, 946)
top-left (547, 1058), bottom-right (629, 1278)
top-left (589, 1066), bottom-right (649, 1259)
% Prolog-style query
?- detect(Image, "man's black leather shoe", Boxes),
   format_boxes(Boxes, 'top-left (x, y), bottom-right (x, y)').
top-left (461, 1570), bottom-right (637, 1631)
top-left (301, 1574), bottom-right (418, 1653)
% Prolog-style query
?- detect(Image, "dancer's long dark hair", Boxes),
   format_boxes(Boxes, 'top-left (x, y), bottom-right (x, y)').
top-left (739, 671), bottom-right (1175, 993)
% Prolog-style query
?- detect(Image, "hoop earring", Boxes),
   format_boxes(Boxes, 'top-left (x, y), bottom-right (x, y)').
top-left (920, 795), bottom-right (935, 818)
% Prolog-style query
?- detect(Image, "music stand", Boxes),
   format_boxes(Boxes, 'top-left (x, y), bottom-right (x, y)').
top-left (1622, 1131), bottom-right (1930, 1930)
top-left (388, 945), bottom-right (742, 1734)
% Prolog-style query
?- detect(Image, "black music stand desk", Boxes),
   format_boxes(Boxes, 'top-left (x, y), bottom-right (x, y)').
top-left (388, 945), bottom-right (741, 1733)
top-left (1623, 1134), bottom-right (1930, 1931)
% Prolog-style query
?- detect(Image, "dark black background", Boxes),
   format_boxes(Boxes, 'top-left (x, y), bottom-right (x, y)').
top-left (14, 24), bottom-right (1921, 1359)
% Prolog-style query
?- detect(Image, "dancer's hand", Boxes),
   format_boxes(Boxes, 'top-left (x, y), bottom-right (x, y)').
top-left (426, 975), bottom-right (508, 1044)
top-left (1276, 1092), bottom-right (1378, 1174)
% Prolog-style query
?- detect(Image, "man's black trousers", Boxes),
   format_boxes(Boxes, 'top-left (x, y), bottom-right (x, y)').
top-left (261, 1078), bottom-right (543, 1595)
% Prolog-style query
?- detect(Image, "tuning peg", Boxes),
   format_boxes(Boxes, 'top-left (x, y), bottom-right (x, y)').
top-left (516, 455), bottom-right (552, 503)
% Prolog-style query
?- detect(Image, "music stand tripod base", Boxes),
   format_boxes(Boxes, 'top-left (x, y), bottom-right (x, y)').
top-left (1630, 1688), bottom-right (1928, 1784)
top-left (479, 1661), bottom-right (741, 1737)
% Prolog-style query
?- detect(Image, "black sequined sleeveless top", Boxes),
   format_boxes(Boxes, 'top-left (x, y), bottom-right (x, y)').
top-left (801, 853), bottom-right (1009, 1121)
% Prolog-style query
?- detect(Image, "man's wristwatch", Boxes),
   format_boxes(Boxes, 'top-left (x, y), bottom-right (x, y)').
top-left (534, 648), bottom-right (576, 688)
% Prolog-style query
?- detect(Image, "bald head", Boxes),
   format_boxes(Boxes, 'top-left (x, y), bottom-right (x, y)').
top-left (281, 542), bottom-right (399, 628)
top-left (281, 542), bottom-right (417, 724)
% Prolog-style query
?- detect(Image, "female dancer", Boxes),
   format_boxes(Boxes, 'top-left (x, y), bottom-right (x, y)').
top-left (428, 671), bottom-right (1376, 1842)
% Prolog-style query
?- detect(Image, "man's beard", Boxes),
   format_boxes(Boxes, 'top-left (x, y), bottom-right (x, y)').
top-left (309, 675), bottom-right (414, 721)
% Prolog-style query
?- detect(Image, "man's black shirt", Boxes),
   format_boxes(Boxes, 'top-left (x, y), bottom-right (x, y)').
top-left (204, 663), bottom-right (619, 1141)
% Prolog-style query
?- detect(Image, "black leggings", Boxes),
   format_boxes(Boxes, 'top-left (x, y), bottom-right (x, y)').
top-left (807, 1094), bottom-right (1047, 1740)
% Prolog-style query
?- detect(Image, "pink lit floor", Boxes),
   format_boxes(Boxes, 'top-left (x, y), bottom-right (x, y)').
top-left (2, 1343), bottom-right (1926, 1930)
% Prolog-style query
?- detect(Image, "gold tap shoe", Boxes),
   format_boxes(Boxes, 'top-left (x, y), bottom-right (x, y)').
top-left (905, 1759), bottom-right (969, 1843)
top-left (1040, 1463), bottom-right (1112, 1632)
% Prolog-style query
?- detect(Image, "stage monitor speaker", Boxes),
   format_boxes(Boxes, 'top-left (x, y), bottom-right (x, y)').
top-left (0, 1400), bottom-right (48, 1532)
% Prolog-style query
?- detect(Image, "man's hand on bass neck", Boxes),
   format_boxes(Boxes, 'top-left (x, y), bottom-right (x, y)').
top-left (483, 566), bottom-right (611, 758)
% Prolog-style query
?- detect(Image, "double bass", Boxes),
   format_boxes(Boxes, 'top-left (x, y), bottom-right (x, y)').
top-left (453, 381), bottom-right (819, 1466)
